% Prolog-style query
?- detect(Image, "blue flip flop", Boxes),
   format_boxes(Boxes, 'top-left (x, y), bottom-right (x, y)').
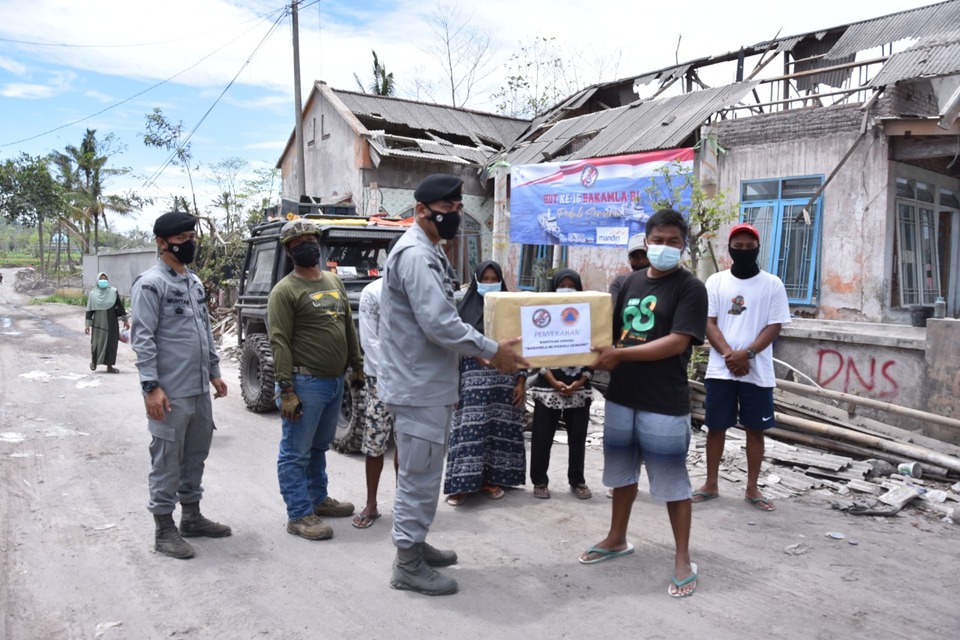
top-left (668, 562), bottom-right (698, 598)
top-left (579, 542), bottom-right (635, 565)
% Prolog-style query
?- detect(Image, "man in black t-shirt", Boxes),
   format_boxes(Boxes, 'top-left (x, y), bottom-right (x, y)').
top-left (581, 209), bottom-right (707, 599)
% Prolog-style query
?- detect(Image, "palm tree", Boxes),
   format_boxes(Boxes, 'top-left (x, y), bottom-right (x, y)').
top-left (354, 50), bottom-right (396, 96)
top-left (50, 129), bottom-right (138, 253)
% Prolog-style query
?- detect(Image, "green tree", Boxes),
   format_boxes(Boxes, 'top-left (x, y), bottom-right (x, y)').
top-left (0, 153), bottom-right (65, 273)
top-left (354, 51), bottom-right (396, 96)
top-left (142, 108), bottom-right (199, 216)
top-left (49, 128), bottom-right (141, 254)
top-left (643, 159), bottom-right (740, 274)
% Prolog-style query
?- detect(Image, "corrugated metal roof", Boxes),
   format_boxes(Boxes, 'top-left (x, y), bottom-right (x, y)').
top-left (504, 82), bottom-right (757, 165)
top-left (367, 137), bottom-right (472, 165)
top-left (870, 28), bottom-right (960, 86)
top-left (334, 90), bottom-right (528, 148)
top-left (826, 0), bottom-right (960, 60)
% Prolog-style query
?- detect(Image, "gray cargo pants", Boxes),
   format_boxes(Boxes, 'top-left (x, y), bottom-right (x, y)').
top-left (388, 404), bottom-right (453, 549)
top-left (147, 394), bottom-right (214, 514)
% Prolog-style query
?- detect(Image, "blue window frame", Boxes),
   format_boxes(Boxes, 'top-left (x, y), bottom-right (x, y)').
top-left (739, 175), bottom-right (824, 305)
top-left (517, 244), bottom-right (568, 291)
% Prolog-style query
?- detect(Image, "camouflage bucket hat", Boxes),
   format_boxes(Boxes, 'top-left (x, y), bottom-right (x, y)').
top-left (280, 220), bottom-right (320, 245)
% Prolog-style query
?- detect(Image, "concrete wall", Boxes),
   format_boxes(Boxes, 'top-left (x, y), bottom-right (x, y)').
top-left (709, 106), bottom-right (894, 322)
top-left (82, 248), bottom-right (157, 297)
top-left (923, 318), bottom-right (960, 442)
top-left (775, 318), bottom-right (960, 444)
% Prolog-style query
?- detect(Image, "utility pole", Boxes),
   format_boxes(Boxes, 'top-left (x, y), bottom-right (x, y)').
top-left (291, 1), bottom-right (307, 201)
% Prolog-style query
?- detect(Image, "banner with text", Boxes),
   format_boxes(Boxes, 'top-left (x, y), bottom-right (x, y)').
top-left (509, 148), bottom-right (694, 247)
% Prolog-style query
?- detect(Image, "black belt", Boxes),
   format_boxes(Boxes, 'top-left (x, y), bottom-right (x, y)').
top-left (293, 366), bottom-right (321, 376)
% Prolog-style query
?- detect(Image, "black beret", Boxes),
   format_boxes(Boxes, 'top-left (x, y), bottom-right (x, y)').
top-left (414, 174), bottom-right (463, 204)
top-left (153, 211), bottom-right (197, 237)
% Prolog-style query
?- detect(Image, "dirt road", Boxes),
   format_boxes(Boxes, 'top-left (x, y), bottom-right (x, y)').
top-left (0, 267), bottom-right (957, 640)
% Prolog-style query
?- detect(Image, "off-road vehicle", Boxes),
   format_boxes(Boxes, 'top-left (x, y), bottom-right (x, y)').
top-left (235, 212), bottom-right (406, 451)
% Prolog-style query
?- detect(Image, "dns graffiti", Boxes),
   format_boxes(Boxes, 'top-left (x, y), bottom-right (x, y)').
top-left (816, 349), bottom-right (900, 399)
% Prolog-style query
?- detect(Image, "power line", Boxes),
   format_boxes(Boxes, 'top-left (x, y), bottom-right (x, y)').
top-left (0, 8), bottom-right (285, 149)
top-left (140, 10), bottom-right (288, 194)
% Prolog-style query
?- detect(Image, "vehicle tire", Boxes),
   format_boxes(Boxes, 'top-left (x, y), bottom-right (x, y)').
top-left (333, 367), bottom-right (364, 453)
top-left (240, 334), bottom-right (277, 413)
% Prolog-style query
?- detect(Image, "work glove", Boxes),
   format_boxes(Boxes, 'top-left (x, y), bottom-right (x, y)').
top-left (280, 389), bottom-right (303, 421)
top-left (347, 369), bottom-right (365, 390)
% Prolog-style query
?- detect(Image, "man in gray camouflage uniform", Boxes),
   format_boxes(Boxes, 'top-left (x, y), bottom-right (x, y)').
top-left (131, 211), bottom-right (231, 559)
top-left (378, 174), bottom-right (526, 596)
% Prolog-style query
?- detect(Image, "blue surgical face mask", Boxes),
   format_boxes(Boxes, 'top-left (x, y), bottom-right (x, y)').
top-left (97, 279), bottom-right (109, 289)
top-left (476, 281), bottom-right (501, 297)
top-left (646, 245), bottom-right (682, 271)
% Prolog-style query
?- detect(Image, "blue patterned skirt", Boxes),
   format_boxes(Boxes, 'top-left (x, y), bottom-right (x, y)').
top-left (443, 357), bottom-right (526, 494)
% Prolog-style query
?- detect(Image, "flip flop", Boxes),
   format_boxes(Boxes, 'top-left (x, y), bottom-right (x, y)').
top-left (351, 512), bottom-right (381, 529)
top-left (446, 494), bottom-right (466, 507)
top-left (668, 562), bottom-right (698, 598)
top-left (745, 496), bottom-right (776, 511)
top-left (578, 543), bottom-right (635, 565)
top-left (481, 484), bottom-right (505, 500)
top-left (691, 491), bottom-right (719, 503)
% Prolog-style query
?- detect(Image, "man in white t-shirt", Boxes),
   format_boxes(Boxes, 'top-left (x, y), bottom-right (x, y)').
top-left (693, 223), bottom-right (791, 512)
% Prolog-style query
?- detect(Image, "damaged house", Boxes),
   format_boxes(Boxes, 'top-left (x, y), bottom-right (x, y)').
top-left (488, 0), bottom-right (960, 437)
top-left (275, 82), bottom-right (529, 284)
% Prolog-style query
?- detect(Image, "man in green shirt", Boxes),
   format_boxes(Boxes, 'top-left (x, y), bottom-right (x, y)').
top-left (268, 220), bottom-right (363, 541)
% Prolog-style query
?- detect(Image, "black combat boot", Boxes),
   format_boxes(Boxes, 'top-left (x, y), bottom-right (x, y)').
top-left (154, 513), bottom-right (194, 559)
top-left (390, 546), bottom-right (458, 596)
top-left (418, 541), bottom-right (458, 567)
top-left (179, 502), bottom-right (232, 538)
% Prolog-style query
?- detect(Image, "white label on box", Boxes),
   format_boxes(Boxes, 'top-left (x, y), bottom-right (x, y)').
top-left (596, 227), bottom-right (629, 245)
top-left (520, 302), bottom-right (592, 357)
top-left (336, 266), bottom-right (358, 278)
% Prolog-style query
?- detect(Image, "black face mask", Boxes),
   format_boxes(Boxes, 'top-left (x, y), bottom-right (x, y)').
top-left (290, 242), bottom-right (321, 268)
top-left (166, 238), bottom-right (197, 265)
top-left (729, 246), bottom-right (761, 279)
top-left (429, 209), bottom-right (461, 240)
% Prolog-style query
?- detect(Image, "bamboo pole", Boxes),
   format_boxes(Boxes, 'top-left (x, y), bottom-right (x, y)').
top-left (771, 412), bottom-right (960, 474)
top-left (776, 379), bottom-right (960, 432)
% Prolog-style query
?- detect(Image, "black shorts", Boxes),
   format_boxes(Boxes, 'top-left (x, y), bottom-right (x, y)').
top-left (704, 379), bottom-right (775, 431)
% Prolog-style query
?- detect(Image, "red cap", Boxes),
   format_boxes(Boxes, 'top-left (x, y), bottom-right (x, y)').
top-left (729, 223), bottom-right (760, 242)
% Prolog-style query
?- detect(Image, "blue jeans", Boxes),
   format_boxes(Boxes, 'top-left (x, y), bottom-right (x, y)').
top-left (277, 373), bottom-right (344, 520)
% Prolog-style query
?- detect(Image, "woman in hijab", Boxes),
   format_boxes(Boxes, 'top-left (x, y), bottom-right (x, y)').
top-left (85, 272), bottom-right (128, 373)
top-left (443, 261), bottom-right (527, 506)
top-left (528, 268), bottom-right (594, 500)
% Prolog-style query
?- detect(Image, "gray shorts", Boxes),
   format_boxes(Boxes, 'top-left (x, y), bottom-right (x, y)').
top-left (602, 400), bottom-right (692, 503)
top-left (361, 377), bottom-right (395, 457)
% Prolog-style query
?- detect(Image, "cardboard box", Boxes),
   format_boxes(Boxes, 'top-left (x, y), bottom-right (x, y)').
top-left (483, 291), bottom-right (613, 368)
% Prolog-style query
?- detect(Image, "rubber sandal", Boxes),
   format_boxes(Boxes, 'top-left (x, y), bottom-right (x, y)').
top-left (446, 494), bottom-right (466, 507)
top-left (691, 490), bottom-right (719, 503)
top-left (533, 485), bottom-right (550, 499)
top-left (579, 543), bottom-right (635, 565)
top-left (745, 496), bottom-right (775, 511)
top-left (351, 512), bottom-right (381, 529)
top-left (668, 562), bottom-right (698, 598)
top-left (480, 484), bottom-right (505, 500)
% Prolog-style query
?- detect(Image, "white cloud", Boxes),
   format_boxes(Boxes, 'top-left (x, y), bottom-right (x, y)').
top-left (84, 90), bottom-right (114, 103)
top-left (1, 82), bottom-right (58, 98)
top-left (0, 55), bottom-right (27, 74)
top-left (244, 140), bottom-right (285, 151)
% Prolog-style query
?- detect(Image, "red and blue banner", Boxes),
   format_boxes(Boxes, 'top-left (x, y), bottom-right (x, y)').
top-left (509, 148), bottom-right (694, 247)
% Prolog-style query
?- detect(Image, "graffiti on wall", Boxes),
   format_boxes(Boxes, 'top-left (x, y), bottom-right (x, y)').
top-left (816, 349), bottom-right (900, 399)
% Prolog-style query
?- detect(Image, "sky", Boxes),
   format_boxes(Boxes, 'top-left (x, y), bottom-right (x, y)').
top-left (0, 0), bottom-right (941, 235)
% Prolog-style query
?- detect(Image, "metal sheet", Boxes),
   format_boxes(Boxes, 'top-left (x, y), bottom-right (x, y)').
top-left (826, 0), bottom-right (960, 60)
top-left (334, 90), bottom-right (528, 148)
top-left (871, 29), bottom-right (960, 86)
top-left (503, 82), bottom-right (757, 164)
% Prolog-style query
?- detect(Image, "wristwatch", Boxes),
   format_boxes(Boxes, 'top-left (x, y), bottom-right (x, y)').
top-left (746, 348), bottom-right (756, 360)
top-left (278, 380), bottom-right (294, 392)
top-left (141, 381), bottom-right (160, 393)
